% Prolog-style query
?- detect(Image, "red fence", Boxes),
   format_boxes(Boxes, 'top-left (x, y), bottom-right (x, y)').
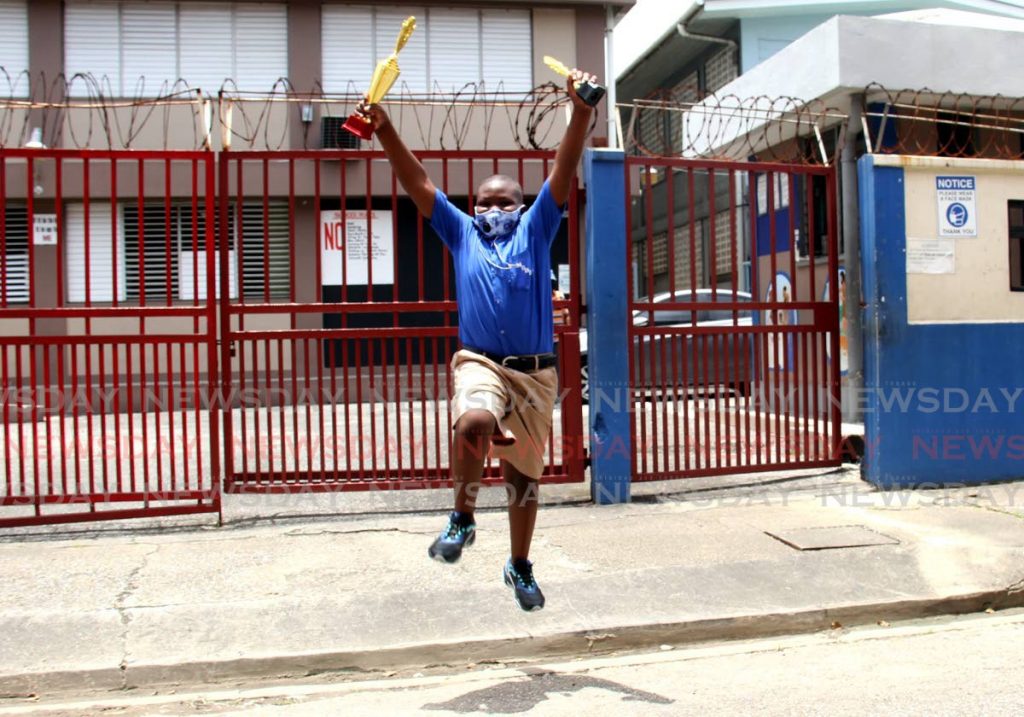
top-left (0, 145), bottom-right (841, 527)
top-left (0, 149), bottom-right (220, 527)
top-left (625, 157), bottom-right (842, 481)
top-left (217, 150), bottom-right (585, 492)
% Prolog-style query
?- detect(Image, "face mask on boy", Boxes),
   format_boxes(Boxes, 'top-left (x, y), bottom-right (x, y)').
top-left (473, 206), bottom-right (524, 240)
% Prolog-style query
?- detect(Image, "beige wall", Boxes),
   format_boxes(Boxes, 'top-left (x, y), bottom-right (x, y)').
top-left (57, 103), bottom-right (292, 152)
top-left (314, 98), bottom-right (570, 153)
top-left (885, 155), bottom-right (1024, 323)
top-left (533, 8), bottom-right (577, 94)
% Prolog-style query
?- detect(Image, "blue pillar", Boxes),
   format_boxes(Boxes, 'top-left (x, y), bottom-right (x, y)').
top-left (583, 149), bottom-right (631, 504)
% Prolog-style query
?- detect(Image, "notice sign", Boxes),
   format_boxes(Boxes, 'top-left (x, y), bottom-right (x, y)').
top-left (320, 210), bottom-right (394, 285)
top-left (907, 238), bottom-right (955, 274)
top-left (33, 214), bottom-right (58, 245)
top-left (936, 176), bottom-right (977, 237)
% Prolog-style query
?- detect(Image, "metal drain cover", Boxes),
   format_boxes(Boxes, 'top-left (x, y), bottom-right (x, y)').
top-left (764, 525), bottom-right (900, 551)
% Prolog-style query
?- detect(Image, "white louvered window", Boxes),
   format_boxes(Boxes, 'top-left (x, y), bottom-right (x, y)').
top-left (121, 202), bottom-right (239, 302)
top-left (374, 6), bottom-right (427, 94)
top-left (322, 5), bottom-right (375, 95)
top-left (481, 9), bottom-right (532, 93)
top-left (65, 1), bottom-right (120, 94)
top-left (1, 205), bottom-right (29, 304)
top-left (67, 203), bottom-right (128, 304)
top-left (0, 1), bottom-right (29, 95)
top-left (322, 6), bottom-right (532, 95)
top-left (117, 201), bottom-right (289, 302)
top-left (179, 5), bottom-right (235, 94)
top-left (238, 202), bottom-right (290, 302)
top-left (428, 8), bottom-right (479, 93)
top-left (122, 3), bottom-right (177, 96)
top-left (233, 4), bottom-right (289, 91)
top-left (122, 204), bottom-right (181, 302)
top-left (65, 1), bottom-right (288, 97)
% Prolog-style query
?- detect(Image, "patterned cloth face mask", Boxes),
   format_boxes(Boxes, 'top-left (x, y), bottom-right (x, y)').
top-left (473, 206), bottom-right (524, 240)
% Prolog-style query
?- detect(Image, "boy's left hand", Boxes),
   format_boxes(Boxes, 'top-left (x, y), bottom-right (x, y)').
top-left (567, 69), bottom-right (598, 111)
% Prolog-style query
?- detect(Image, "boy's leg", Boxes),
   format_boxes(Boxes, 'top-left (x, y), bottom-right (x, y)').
top-left (503, 460), bottom-right (540, 561)
top-left (451, 409), bottom-right (496, 513)
top-left (501, 459), bottom-right (546, 611)
top-left (448, 351), bottom-right (510, 514)
top-left (428, 408), bottom-right (495, 563)
top-left (429, 352), bottom-right (509, 563)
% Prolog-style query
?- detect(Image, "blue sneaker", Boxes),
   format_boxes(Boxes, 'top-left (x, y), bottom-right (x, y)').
top-left (503, 558), bottom-right (545, 612)
top-left (428, 513), bottom-right (476, 564)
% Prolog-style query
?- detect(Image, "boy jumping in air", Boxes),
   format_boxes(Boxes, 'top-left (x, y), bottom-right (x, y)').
top-left (357, 68), bottom-right (596, 611)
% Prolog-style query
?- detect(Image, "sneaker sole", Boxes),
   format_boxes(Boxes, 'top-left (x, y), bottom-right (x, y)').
top-left (428, 530), bottom-right (475, 564)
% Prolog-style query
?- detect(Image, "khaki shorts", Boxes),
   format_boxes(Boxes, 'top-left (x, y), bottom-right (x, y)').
top-left (450, 349), bottom-right (558, 479)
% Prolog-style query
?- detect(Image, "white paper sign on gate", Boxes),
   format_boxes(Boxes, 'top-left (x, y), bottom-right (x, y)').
top-left (320, 210), bottom-right (394, 285)
top-left (936, 176), bottom-right (977, 237)
top-left (33, 214), bottom-right (58, 245)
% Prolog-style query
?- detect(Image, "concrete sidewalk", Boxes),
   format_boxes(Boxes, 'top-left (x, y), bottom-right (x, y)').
top-left (1, 468), bottom-right (1023, 697)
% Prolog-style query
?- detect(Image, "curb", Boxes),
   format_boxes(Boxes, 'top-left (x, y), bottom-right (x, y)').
top-left (3, 584), bottom-right (1023, 697)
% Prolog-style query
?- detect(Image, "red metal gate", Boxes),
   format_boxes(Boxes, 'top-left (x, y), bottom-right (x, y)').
top-left (626, 157), bottom-right (842, 481)
top-left (0, 149), bottom-right (220, 527)
top-left (218, 150), bottom-right (585, 492)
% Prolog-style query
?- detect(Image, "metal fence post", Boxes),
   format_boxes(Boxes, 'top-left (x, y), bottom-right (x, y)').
top-left (583, 148), bottom-right (632, 504)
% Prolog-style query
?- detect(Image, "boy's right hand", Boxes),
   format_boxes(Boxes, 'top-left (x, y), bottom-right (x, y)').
top-left (355, 100), bottom-right (391, 133)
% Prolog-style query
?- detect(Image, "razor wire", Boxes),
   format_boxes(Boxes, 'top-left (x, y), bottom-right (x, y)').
top-left (619, 83), bottom-right (1024, 164)
top-left (0, 70), bottom-right (595, 152)
top-left (860, 83), bottom-right (1024, 160)
top-left (618, 86), bottom-right (847, 165)
top-left (3, 70), bottom-right (1023, 163)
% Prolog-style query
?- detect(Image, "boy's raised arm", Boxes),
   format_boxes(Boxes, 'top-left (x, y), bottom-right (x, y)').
top-left (358, 103), bottom-right (437, 219)
top-left (547, 69), bottom-right (598, 207)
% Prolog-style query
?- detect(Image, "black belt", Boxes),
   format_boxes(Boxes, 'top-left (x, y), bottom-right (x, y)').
top-left (463, 346), bottom-right (557, 373)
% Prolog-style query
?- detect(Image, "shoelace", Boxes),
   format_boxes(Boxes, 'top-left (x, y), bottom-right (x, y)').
top-left (443, 522), bottom-right (471, 540)
top-left (511, 563), bottom-right (536, 590)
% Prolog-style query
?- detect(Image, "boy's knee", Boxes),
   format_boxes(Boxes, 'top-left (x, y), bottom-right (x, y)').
top-left (454, 410), bottom-right (496, 440)
top-left (505, 473), bottom-right (541, 503)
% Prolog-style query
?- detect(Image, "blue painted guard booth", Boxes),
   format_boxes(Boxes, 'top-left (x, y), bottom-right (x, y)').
top-left (858, 155), bottom-right (1024, 488)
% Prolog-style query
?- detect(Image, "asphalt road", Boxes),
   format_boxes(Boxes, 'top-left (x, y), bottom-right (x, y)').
top-left (7, 608), bottom-right (1024, 716)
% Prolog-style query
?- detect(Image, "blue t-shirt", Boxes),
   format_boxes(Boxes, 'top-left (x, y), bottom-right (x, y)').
top-left (429, 179), bottom-right (564, 356)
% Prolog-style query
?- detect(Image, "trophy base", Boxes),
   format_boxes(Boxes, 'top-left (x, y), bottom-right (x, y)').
top-left (575, 81), bottom-right (607, 108)
top-left (342, 114), bottom-right (375, 141)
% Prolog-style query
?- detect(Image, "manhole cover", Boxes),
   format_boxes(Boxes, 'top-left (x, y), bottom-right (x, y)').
top-left (764, 525), bottom-right (900, 551)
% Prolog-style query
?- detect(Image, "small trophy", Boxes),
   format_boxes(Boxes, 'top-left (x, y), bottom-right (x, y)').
top-left (544, 56), bottom-right (606, 107)
top-left (342, 16), bottom-right (417, 140)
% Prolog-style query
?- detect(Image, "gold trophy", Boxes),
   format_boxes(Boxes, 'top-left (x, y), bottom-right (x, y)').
top-left (343, 16), bottom-right (417, 140)
top-left (544, 55), bottom-right (606, 107)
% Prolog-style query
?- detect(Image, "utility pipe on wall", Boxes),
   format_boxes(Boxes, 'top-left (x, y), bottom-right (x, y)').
top-left (842, 95), bottom-right (865, 424)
